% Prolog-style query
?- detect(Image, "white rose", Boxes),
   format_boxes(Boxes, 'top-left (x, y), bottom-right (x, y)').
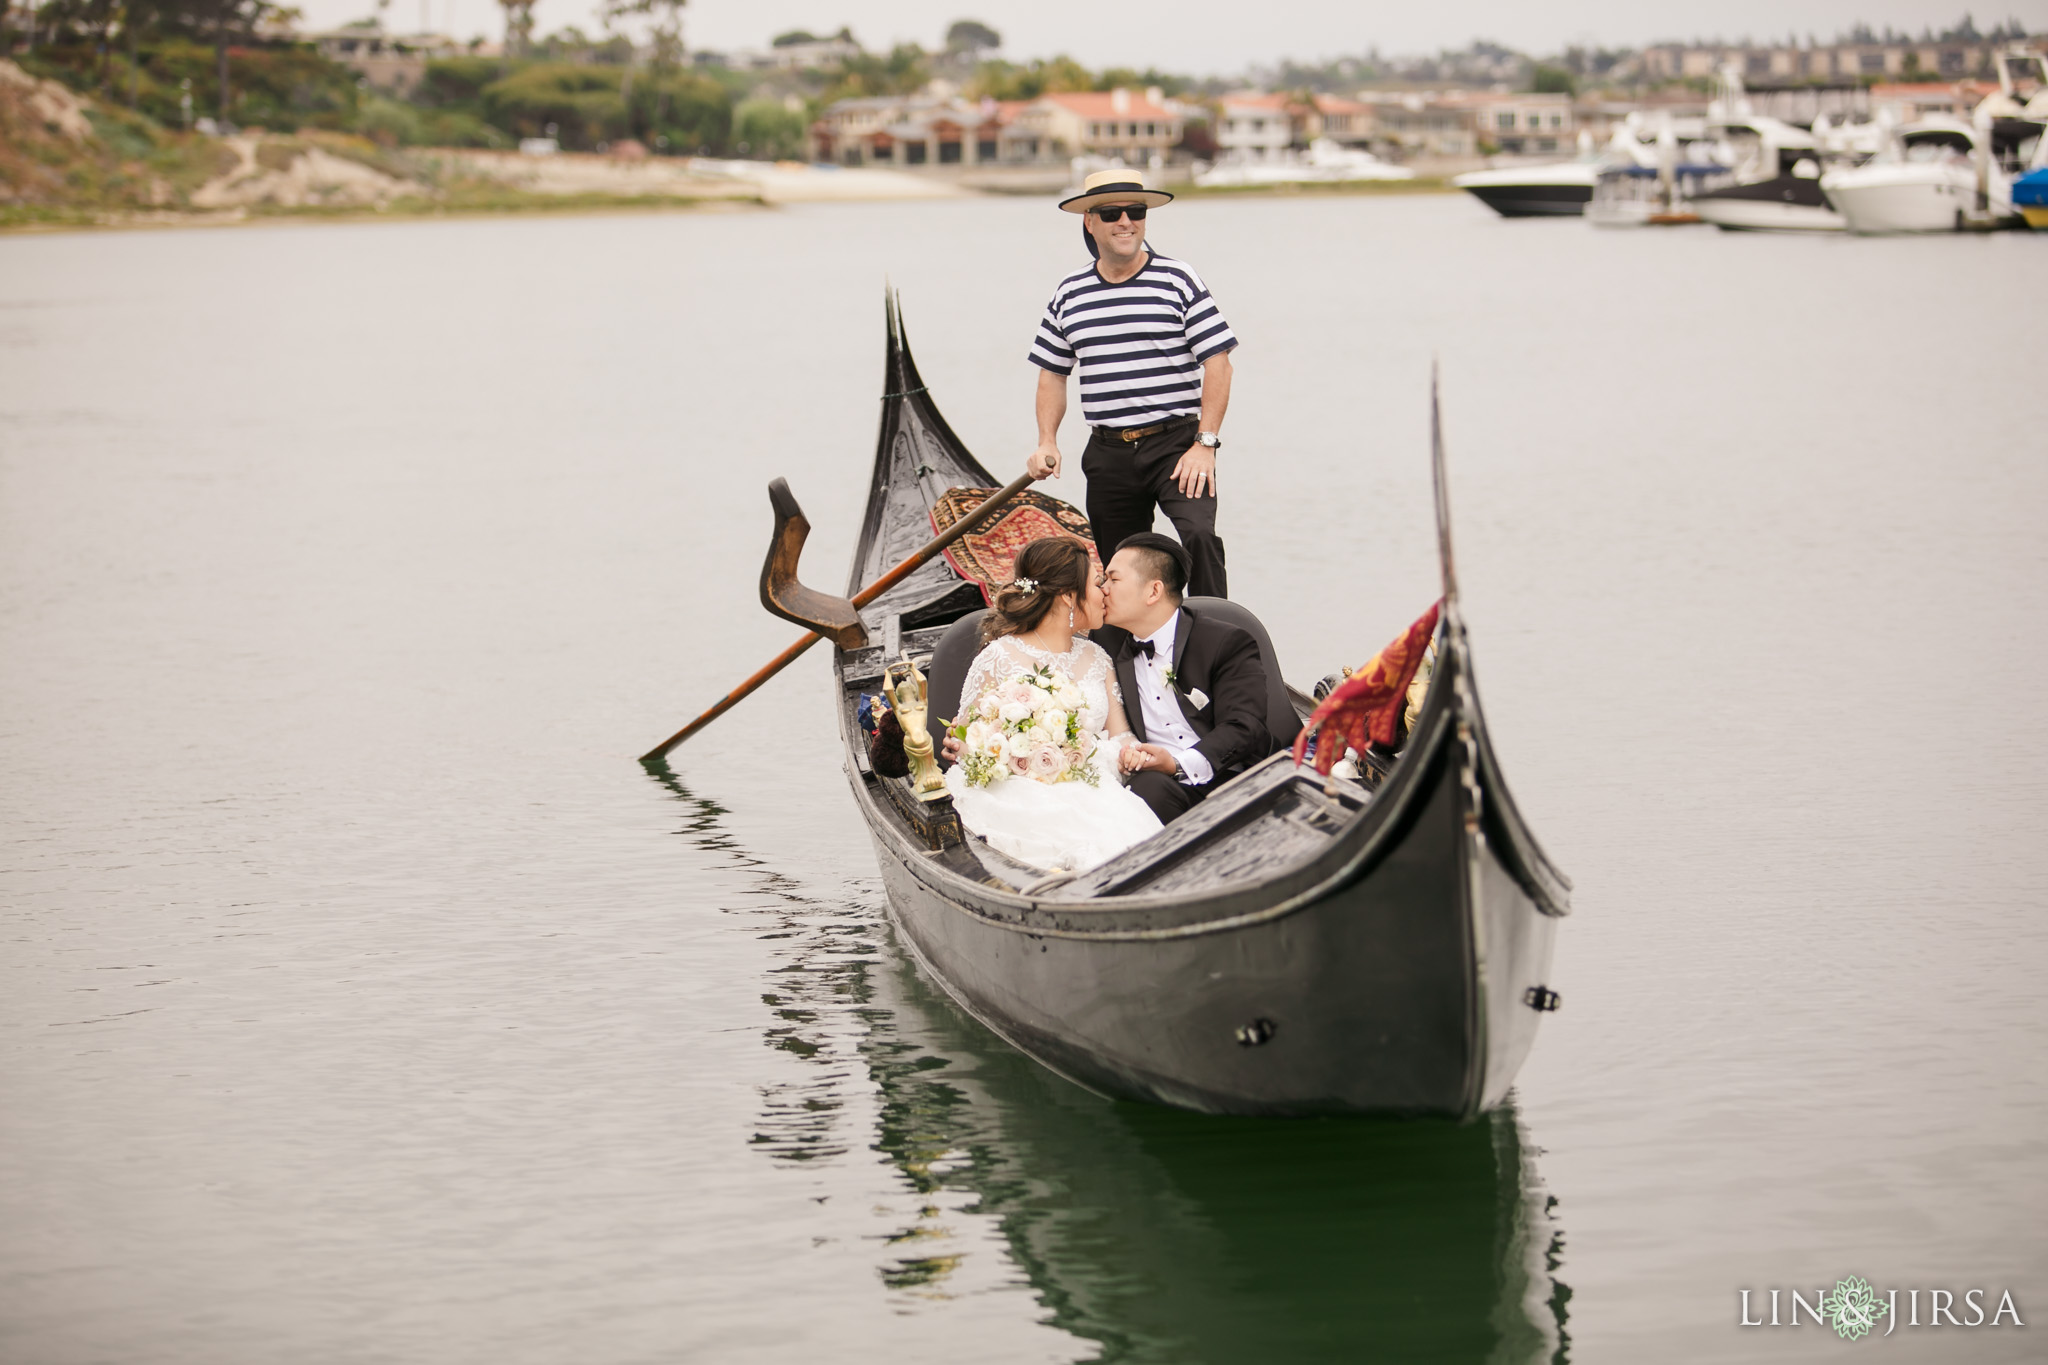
top-left (1039, 708), bottom-right (1068, 738)
top-left (999, 700), bottom-right (1033, 724)
top-left (1056, 680), bottom-right (1085, 709)
top-left (976, 692), bottom-right (1001, 721)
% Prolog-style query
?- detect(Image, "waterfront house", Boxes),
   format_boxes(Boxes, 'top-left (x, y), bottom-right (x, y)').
top-left (307, 22), bottom-right (461, 97)
top-left (1359, 94), bottom-right (1478, 159)
top-left (1033, 89), bottom-right (1184, 164)
top-left (1216, 92), bottom-right (1295, 162)
top-left (1462, 92), bottom-right (1574, 155)
top-left (816, 88), bottom-right (1184, 168)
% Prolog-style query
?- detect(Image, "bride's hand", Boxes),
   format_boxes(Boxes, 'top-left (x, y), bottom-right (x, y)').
top-left (941, 736), bottom-right (964, 763)
top-left (1120, 742), bottom-right (1179, 777)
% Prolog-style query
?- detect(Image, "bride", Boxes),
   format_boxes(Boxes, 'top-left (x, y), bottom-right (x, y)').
top-left (942, 536), bottom-right (1162, 872)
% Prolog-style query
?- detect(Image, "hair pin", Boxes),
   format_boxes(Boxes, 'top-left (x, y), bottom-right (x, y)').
top-left (1011, 577), bottom-right (1037, 593)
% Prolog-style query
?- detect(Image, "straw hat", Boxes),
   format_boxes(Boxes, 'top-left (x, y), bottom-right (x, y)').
top-left (1058, 168), bottom-right (1175, 214)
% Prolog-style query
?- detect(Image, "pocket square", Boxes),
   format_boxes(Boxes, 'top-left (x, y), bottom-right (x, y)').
top-left (1187, 688), bottom-right (1209, 710)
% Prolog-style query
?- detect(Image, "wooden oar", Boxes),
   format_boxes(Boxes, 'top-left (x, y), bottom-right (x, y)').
top-left (640, 471), bottom-right (1038, 764)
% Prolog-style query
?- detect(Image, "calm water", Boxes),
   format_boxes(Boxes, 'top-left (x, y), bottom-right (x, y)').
top-left (3, 197), bottom-right (2044, 1363)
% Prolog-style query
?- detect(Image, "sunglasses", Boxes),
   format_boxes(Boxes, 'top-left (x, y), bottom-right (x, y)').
top-left (1091, 203), bottom-right (1148, 222)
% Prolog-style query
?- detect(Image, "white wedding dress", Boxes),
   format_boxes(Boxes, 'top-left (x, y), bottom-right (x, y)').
top-left (942, 635), bottom-right (1164, 873)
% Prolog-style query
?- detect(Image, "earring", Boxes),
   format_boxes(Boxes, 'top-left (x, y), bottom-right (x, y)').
top-left (1068, 605), bottom-right (1075, 628)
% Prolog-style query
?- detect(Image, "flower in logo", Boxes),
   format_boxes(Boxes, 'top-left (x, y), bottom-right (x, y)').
top-left (1819, 1276), bottom-right (1887, 1341)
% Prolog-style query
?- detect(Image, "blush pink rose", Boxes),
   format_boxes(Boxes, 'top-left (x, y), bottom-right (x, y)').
top-left (1008, 748), bottom-right (1034, 777)
top-left (1028, 743), bottom-right (1065, 781)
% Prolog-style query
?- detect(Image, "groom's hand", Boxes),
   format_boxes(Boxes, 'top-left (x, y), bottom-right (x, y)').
top-left (1120, 742), bottom-right (1179, 777)
top-left (1172, 444), bottom-right (1216, 498)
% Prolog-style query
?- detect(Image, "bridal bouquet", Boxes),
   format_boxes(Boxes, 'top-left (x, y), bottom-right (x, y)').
top-left (948, 665), bottom-right (1101, 789)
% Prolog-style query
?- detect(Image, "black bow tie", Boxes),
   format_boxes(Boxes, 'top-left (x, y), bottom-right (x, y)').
top-left (1132, 638), bottom-right (1157, 659)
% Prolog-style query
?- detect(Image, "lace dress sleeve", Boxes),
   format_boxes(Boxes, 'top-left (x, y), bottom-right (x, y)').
top-left (1077, 640), bottom-right (1134, 740)
top-left (957, 638), bottom-right (1025, 719)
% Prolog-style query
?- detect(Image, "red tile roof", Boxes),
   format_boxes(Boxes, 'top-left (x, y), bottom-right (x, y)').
top-left (1038, 90), bottom-right (1177, 119)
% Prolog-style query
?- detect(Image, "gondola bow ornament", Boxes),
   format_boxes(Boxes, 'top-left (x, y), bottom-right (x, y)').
top-left (1292, 602), bottom-right (1441, 775)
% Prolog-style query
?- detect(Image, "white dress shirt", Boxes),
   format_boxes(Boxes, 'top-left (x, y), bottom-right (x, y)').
top-left (1130, 611), bottom-right (1214, 786)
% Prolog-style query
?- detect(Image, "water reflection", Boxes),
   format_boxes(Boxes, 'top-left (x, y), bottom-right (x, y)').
top-left (649, 764), bottom-right (1570, 1363)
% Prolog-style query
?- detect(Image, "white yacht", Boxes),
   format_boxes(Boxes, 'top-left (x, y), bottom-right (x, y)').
top-left (1821, 118), bottom-right (2012, 233)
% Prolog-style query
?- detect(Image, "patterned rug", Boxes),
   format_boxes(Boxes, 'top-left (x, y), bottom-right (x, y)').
top-left (929, 487), bottom-right (1100, 604)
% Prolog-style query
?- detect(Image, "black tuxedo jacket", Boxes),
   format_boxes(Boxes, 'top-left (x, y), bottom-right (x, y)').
top-left (1108, 605), bottom-right (1275, 782)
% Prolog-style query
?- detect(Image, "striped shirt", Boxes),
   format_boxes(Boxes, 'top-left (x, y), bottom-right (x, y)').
top-left (1028, 249), bottom-right (1238, 430)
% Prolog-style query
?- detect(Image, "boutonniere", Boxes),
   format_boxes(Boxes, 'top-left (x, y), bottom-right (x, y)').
top-left (1162, 665), bottom-right (1178, 688)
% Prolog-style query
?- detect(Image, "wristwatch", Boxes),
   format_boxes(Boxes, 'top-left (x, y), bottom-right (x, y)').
top-left (1197, 431), bottom-right (1222, 450)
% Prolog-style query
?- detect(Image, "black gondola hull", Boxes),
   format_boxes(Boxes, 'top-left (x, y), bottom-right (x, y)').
top-left (846, 663), bottom-right (1561, 1117)
top-left (827, 294), bottom-right (1567, 1118)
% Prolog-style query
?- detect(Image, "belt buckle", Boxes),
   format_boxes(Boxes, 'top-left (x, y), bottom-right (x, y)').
top-left (1121, 428), bottom-right (1140, 443)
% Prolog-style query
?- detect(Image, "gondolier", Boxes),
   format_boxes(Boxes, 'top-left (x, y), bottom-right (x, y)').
top-left (1025, 169), bottom-right (1239, 599)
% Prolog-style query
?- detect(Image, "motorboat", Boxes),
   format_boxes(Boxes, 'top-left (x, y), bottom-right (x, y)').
top-left (1193, 138), bottom-right (1414, 188)
top-left (1692, 161), bottom-right (1843, 231)
top-left (1589, 118), bottom-right (1733, 226)
top-left (1692, 69), bottom-right (1848, 231)
top-left (2015, 165), bottom-right (2048, 228)
top-left (2015, 126), bottom-right (2048, 229)
top-left (1821, 117), bottom-right (2016, 233)
top-left (1452, 129), bottom-right (1650, 217)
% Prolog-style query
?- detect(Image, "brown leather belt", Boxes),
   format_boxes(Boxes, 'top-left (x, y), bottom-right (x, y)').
top-left (1097, 416), bottom-right (1193, 443)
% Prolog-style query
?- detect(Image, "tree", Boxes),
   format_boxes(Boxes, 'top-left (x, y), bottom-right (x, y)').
top-left (498, 0), bottom-right (534, 58)
top-left (1531, 63), bottom-right (1576, 96)
top-left (604, 0), bottom-right (684, 142)
top-left (732, 95), bottom-right (805, 158)
top-left (945, 19), bottom-right (999, 55)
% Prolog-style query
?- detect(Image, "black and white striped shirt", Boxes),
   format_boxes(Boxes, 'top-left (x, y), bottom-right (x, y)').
top-left (1028, 249), bottom-right (1238, 430)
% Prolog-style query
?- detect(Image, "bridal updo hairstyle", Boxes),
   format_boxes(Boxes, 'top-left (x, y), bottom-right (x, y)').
top-left (980, 536), bottom-right (1094, 646)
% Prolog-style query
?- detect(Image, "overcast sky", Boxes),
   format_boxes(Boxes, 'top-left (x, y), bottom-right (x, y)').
top-left (316, 0), bottom-right (2048, 70)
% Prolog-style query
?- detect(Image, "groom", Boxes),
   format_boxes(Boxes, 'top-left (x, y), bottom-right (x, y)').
top-left (1102, 533), bottom-right (1276, 824)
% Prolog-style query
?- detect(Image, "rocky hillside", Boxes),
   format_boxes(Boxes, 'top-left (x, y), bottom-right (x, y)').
top-left (0, 59), bottom-right (235, 222)
top-left (0, 59), bottom-right (758, 228)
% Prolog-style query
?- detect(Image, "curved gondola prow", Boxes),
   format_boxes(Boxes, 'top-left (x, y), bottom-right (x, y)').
top-left (849, 291), bottom-right (1003, 602)
top-left (1415, 366), bottom-right (1571, 919)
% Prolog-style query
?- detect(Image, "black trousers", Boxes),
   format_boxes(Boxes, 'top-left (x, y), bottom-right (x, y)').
top-left (1126, 769), bottom-right (1216, 824)
top-left (1082, 416), bottom-right (1228, 599)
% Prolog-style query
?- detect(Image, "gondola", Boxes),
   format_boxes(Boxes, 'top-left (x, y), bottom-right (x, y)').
top-left (779, 294), bottom-right (1569, 1118)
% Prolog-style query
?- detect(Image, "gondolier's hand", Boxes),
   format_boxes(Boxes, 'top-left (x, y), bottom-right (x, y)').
top-left (1172, 444), bottom-right (1216, 498)
top-left (1027, 444), bottom-right (1062, 480)
top-left (941, 736), bottom-right (964, 763)
top-left (1120, 742), bottom-right (1179, 777)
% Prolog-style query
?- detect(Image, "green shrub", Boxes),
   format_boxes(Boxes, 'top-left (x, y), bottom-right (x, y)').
top-left (413, 58), bottom-right (504, 109)
top-left (481, 62), bottom-right (625, 147)
top-left (418, 110), bottom-right (510, 148)
top-left (730, 97), bottom-right (806, 160)
top-left (357, 95), bottom-right (424, 146)
top-left (633, 70), bottom-right (731, 153)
